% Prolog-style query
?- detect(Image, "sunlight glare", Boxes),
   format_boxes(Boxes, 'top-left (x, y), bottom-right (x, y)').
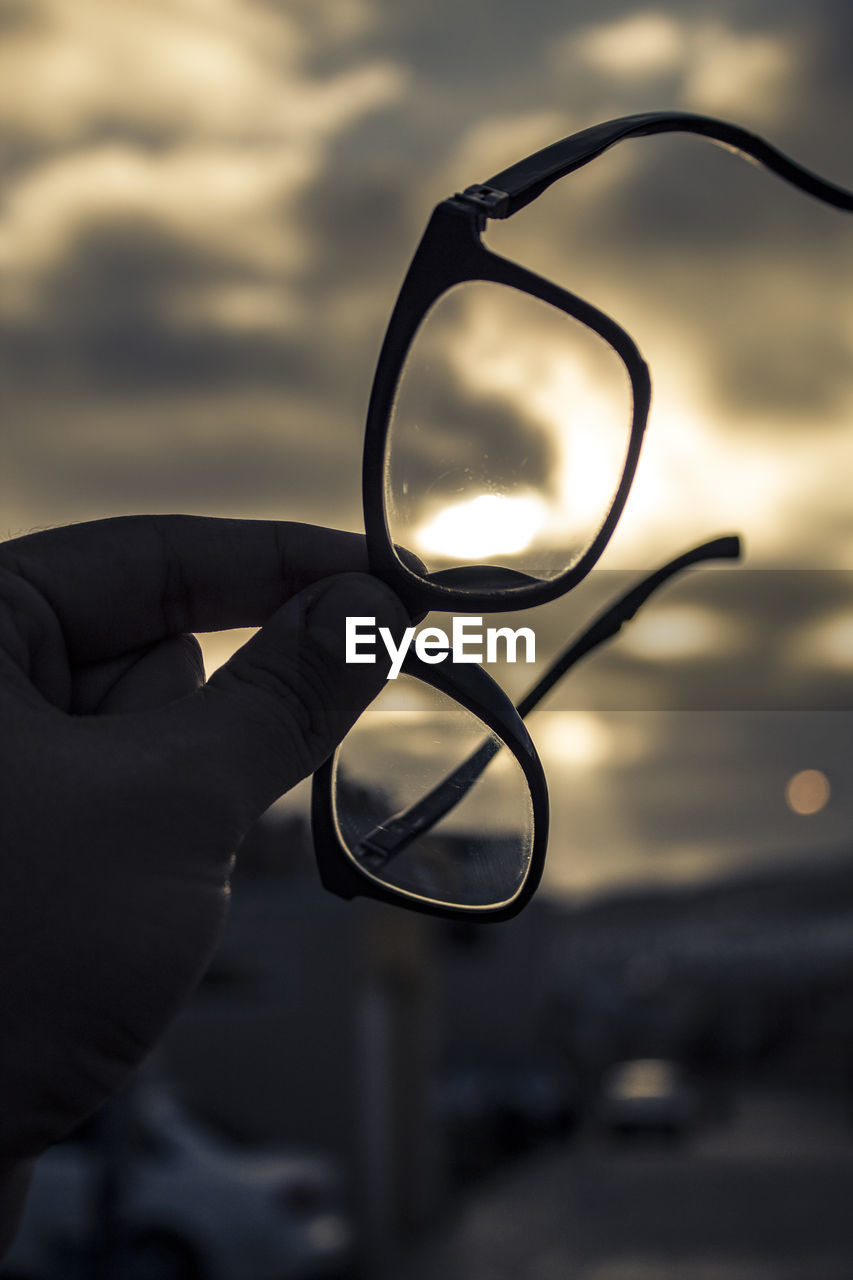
top-left (446, 288), bottom-right (631, 557)
top-left (415, 492), bottom-right (547, 560)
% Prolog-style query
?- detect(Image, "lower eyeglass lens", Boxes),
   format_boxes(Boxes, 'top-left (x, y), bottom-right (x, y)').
top-left (332, 678), bottom-right (535, 909)
top-left (385, 281), bottom-right (632, 589)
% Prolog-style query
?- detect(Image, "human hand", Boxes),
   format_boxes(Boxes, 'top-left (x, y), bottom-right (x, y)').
top-left (0, 515), bottom-right (407, 1159)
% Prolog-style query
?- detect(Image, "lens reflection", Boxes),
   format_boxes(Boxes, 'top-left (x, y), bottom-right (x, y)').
top-left (332, 677), bottom-right (534, 908)
top-left (385, 281), bottom-right (632, 586)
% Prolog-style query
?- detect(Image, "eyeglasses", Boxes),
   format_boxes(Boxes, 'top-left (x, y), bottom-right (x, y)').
top-left (313, 533), bottom-right (740, 919)
top-left (362, 110), bottom-right (853, 617)
top-left (312, 111), bottom-right (853, 920)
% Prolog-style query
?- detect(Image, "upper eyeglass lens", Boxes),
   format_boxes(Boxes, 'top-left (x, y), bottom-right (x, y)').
top-left (385, 282), bottom-right (634, 585)
top-left (365, 111), bottom-right (853, 613)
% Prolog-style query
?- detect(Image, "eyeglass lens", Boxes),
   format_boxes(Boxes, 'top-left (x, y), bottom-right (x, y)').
top-left (331, 676), bottom-right (535, 910)
top-left (384, 281), bottom-right (633, 588)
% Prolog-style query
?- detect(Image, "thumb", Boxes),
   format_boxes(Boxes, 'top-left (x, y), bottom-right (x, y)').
top-left (186, 572), bottom-right (410, 819)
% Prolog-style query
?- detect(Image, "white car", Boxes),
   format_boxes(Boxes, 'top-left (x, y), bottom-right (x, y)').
top-left (3, 1087), bottom-right (352, 1280)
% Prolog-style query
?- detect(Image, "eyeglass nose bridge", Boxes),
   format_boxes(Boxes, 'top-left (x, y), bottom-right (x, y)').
top-left (362, 198), bottom-right (651, 616)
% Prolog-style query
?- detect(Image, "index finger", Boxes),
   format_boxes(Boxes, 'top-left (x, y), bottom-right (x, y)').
top-left (0, 515), bottom-right (370, 662)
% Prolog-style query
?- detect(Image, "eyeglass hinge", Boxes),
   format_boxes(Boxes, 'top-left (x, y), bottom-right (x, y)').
top-left (457, 184), bottom-right (511, 219)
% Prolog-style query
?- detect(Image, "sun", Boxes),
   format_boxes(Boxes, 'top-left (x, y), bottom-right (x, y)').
top-left (415, 492), bottom-right (547, 561)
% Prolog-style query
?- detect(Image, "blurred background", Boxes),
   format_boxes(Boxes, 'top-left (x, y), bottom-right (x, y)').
top-left (2, 1), bottom-right (853, 1277)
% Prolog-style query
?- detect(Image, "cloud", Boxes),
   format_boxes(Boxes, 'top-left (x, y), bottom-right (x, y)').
top-left (683, 23), bottom-right (797, 119)
top-left (1, 0), bottom-right (293, 143)
top-left (0, 0), bottom-right (407, 416)
top-left (440, 110), bottom-right (575, 193)
top-left (564, 10), bottom-right (798, 122)
top-left (0, 0), bottom-right (406, 334)
top-left (0, 0), bottom-right (400, 145)
top-left (570, 12), bottom-right (688, 81)
top-left (0, 143), bottom-right (318, 284)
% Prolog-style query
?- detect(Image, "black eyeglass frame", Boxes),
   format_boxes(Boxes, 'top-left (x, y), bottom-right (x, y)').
top-left (312, 533), bottom-right (741, 921)
top-left (363, 110), bottom-right (853, 617)
top-left (362, 196), bottom-right (651, 617)
top-left (313, 110), bottom-right (853, 920)
top-left (311, 650), bottom-right (550, 922)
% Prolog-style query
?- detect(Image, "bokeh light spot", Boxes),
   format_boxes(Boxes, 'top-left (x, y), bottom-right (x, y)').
top-left (785, 768), bottom-right (831, 816)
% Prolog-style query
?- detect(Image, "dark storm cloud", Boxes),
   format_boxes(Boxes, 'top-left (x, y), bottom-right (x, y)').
top-left (5, 0), bottom-right (850, 441)
top-left (5, 218), bottom-right (327, 392)
top-left (294, 104), bottom-right (439, 314)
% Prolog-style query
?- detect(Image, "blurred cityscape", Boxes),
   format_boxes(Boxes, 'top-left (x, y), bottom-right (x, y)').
top-left (7, 808), bottom-right (853, 1279)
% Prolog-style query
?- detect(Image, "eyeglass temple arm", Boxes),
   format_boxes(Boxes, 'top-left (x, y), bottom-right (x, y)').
top-left (516, 534), bottom-right (740, 716)
top-left (463, 112), bottom-right (853, 220)
top-left (358, 534), bottom-right (742, 865)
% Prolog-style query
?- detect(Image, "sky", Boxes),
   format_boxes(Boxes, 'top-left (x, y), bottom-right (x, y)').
top-left (2, 0), bottom-right (852, 898)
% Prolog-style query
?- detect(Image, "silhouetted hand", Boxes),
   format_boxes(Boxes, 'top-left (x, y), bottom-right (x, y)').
top-left (0, 515), bottom-right (407, 1162)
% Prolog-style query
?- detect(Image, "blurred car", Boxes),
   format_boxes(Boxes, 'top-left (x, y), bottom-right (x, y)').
top-left (435, 1063), bottom-right (579, 1180)
top-left (3, 1086), bottom-right (352, 1280)
top-left (597, 1058), bottom-right (697, 1138)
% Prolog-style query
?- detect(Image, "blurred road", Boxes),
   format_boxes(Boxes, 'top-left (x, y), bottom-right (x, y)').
top-left (403, 1088), bottom-right (853, 1280)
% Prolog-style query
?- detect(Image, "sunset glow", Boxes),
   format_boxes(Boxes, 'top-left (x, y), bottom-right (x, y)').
top-left (415, 492), bottom-right (548, 561)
